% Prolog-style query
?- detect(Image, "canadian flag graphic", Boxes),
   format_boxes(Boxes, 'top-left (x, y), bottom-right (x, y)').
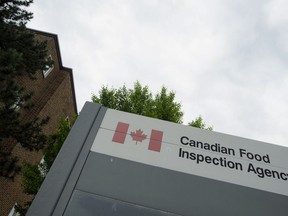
top-left (112, 122), bottom-right (163, 152)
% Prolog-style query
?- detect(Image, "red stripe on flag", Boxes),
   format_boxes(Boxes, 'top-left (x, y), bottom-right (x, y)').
top-left (112, 122), bottom-right (129, 144)
top-left (148, 130), bottom-right (163, 152)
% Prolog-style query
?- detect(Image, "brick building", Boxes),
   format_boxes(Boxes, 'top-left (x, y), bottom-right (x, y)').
top-left (0, 30), bottom-right (77, 216)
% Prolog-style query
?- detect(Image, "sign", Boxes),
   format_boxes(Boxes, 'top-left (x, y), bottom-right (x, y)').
top-left (27, 103), bottom-right (288, 216)
top-left (91, 108), bottom-right (288, 196)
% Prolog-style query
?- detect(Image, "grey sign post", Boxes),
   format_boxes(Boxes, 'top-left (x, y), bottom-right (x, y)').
top-left (27, 102), bottom-right (288, 216)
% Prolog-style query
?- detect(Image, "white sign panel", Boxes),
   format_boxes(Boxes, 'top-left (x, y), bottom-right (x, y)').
top-left (91, 109), bottom-right (288, 196)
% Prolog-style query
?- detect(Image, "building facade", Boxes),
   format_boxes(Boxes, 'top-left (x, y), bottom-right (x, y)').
top-left (0, 30), bottom-right (77, 216)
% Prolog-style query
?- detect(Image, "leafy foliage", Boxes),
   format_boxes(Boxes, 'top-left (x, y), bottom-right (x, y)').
top-left (43, 116), bottom-right (77, 169)
top-left (21, 162), bottom-right (45, 195)
top-left (188, 116), bottom-right (213, 131)
top-left (19, 117), bottom-right (76, 215)
top-left (92, 81), bottom-right (212, 130)
top-left (0, 152), bottom-right (20, 178)
top-left (0, 0), bottom-right (33, 26)
top-left (92, 81), bottom-right (184, 123)
top-left (21, 116), bottom-right (77, 196)
top-left (154, 87), bottom-right (183, 123)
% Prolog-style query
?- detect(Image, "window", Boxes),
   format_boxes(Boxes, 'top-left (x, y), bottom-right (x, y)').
top-left (38, 156), bottom-right (47, 176)
top-left (43, 55), bottom-right (54, 78)
top-left (65, 116), bottom-right (72, 128)
top-left (9, 91), bottom-right (22, 111)
top-left (8, 204), bottom-right (20, 216)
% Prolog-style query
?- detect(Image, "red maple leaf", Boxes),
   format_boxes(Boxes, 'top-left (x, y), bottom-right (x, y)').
top-left (130, 129), bottom-right (147, 144)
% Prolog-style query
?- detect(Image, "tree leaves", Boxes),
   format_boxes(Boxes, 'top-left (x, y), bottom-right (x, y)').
top-left (21, 162), bottom-right (44, 195)
top-left (92, 81), bottom-right (183, 123)
top-left (92, 81), bottom-right (213, 130)
top-left (0, 0), bottom-right (50, 179)
top-left (0, 0), bottom-right (33, 26)
top-left (188, 116), bottom-right (213, 131)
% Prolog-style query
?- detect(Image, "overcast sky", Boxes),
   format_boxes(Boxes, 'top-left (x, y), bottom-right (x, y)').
top-left (28, 0), bottom-right (288, 147)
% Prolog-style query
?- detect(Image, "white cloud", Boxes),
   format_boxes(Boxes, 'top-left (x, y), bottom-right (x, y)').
top-left (28, 0), bottom-right (288, 147)
top-left (264, 0), bottom-right (288, 53)
top-left (265, 0), bottom-right (288, 26)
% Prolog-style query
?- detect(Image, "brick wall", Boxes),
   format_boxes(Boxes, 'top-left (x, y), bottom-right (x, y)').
top-left (0, 30), bottom-right (77, 216)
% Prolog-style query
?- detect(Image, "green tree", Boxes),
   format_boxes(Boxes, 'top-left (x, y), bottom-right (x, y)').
top-left (92, 81), bottom-right (183, 123)
top-left (189, 116), bottom-right (213, 130)
top-left (21, 162), bottom-right (45, 195)
top-left (154, 87), bottom-right (183, 123)
top-left (43, 116), bottom-right (77, 169)
top-left (20, 116), bottom-right (76, 214)
top-left (92, 81), bottom-right (212, 130)
top-left (0, 0), bottom-right (50, 176)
